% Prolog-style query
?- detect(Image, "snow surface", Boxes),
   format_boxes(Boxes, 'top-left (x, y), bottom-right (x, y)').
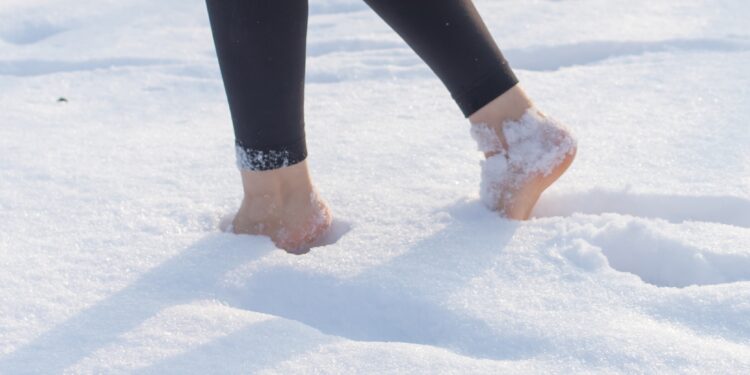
top-left (1, 0), bottom-right (750, 373)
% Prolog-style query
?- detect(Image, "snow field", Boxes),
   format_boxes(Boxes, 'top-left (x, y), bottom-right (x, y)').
top-left (1, 0), bottom-right (750, 373)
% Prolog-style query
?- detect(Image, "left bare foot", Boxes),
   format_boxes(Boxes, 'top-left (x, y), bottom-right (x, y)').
top-left (232, 160), bottom-right (333, 253)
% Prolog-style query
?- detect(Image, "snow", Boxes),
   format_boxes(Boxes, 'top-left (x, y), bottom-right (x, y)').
top-left (1, 0), bottom-right (749, 373)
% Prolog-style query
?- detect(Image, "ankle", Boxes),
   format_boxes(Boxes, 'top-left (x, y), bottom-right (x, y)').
top-left (469, 85), bottom-right (535, 158)
top-left (469, 85), bottom-right (533, 128)
top-left (240, 160), bottom-right (314, 199)
top-left (237, 160), bottom-right (324, 224)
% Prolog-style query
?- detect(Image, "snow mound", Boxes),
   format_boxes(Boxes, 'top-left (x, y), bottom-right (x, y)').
top-left (558, 214), bottom-right (750, 287)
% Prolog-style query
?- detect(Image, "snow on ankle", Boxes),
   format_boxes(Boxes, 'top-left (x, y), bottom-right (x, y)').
top-left (472, 108), bottom-right (576, 211)
top-left (235, 145), bottom-right (293, 171)
top-left (469, 122), bottom-right (504, 153)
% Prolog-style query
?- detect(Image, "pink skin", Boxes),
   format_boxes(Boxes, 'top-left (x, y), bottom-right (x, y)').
top-left (232, 85), bottom-right (575, 251)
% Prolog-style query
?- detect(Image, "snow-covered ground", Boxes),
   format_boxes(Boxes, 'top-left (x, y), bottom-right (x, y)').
top-left (2, 0), bottom-right (750, 373)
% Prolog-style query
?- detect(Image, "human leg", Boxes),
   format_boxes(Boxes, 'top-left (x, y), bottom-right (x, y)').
top-left (206, 0), bottom-right (331, 251)
top-left (364, 0), bottom-right (576, 218)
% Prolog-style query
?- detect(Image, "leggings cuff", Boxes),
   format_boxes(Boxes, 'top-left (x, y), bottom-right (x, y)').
top-left (453, 65), bottom-right (519, 118)
top-left (235, 138), bottom-right (307, 171)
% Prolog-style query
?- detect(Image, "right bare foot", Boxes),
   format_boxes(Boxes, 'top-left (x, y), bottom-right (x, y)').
top-left (231, 160), bottom-right (332, 253)
top-left (473, 111), bottom-right (576, 219)
top-left (468, 86), bottom-right (576, 220)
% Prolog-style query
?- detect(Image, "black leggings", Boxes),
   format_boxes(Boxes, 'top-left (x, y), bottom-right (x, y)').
top-left (206, 0), bottom-right (518, 171)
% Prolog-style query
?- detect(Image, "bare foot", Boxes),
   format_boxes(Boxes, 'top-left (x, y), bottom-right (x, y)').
top-left (477, 117), bottom-right (577, 219)
top-left (469, 86), bottom-right (576, 219)
top-left (231, 160), bottom-right (332, 253)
